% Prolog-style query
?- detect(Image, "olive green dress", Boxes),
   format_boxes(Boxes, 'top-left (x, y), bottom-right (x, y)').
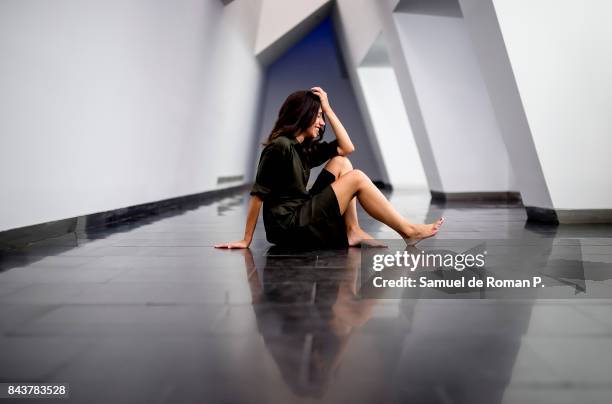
top-left (250, 136), bottom-right (348, 249)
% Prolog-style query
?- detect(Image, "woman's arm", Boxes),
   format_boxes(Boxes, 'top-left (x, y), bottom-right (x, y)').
top-left (214, 195), bottom-right (262, 249)
top-left (311, 86), bottom-right (355, 156)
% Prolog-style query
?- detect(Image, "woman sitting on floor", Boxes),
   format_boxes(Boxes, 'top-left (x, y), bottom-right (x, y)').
top-left (215, 87), bottom-right (443, 249)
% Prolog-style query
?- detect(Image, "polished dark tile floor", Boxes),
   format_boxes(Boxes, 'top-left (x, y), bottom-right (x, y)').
top-left (1, 190), bottom-right (612, 404)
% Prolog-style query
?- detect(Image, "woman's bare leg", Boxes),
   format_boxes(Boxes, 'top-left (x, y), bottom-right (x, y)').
top-left (331, 169), bottom-right (444, 243)
top-left (324, 156), bottom-right (377, 245)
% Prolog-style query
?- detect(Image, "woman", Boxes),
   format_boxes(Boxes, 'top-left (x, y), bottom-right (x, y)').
top-left (215, 87), bottom-right (443, 249)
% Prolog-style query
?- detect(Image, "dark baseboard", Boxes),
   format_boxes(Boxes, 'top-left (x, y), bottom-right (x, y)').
top-left (0, 218), bottom-right (79, 250)
top-left (0, 184), bottom-right (249, 249)
top-left (525, 206), bottom-right (559, 224)
top-left (430, 191), bottom-right (522, 204)
top-left (527, 206), bottom-right (612, 224)
top-left (525, 206), bottom-right (612, 224)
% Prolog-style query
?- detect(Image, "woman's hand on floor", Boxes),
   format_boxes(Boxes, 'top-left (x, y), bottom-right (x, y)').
top-left (214, 239), bottom-right (250, 249)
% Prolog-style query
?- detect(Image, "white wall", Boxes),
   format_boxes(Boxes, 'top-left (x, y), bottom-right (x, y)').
top-left (0, 0), bottom-right (264, 231)
top-left (394, 6), bottom-right (515, 193)
top-left (458, 0), bottom-right (553, 209)
top-left (367, 1), bottom-right (443, 191)
top-left (332, 0), bottom-right (392, 185)
top-left (491, 0), bottom-right (612, 209)
top-left (334, 0), bottom-right (383, 67)
top-left (358, 66), bottom-right (427, 188)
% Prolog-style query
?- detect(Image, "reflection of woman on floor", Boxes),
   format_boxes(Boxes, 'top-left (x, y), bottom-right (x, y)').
top-left (240, 247), bottom-right (378, 398)
top-left (215, 87), bottom-right (443, 249)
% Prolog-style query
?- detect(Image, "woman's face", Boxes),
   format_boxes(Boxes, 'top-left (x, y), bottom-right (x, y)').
top-left (305, 107), bottom-right (325, 139)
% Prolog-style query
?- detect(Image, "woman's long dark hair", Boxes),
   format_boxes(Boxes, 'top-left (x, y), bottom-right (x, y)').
top-left (264, 90), bottom-right (326, 147)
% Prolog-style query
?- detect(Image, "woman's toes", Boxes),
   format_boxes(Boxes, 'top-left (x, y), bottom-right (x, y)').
top-left (433, 217), bottom-right (445, 230)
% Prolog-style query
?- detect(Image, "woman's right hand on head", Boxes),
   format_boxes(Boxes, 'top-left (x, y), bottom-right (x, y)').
top-left (214, 239), bottom-right (250, 249)
top-left (311, 87), bottom-right (331, 112)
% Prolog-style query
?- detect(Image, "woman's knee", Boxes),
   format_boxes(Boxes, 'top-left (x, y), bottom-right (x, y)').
top-left (329, 155), bottom-right (352, 174)
top-left (342, 156), bottom-right (353, 171)
top-left (346, 169), bottom-right (369, 186)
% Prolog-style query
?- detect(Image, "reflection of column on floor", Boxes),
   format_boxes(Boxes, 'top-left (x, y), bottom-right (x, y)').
top-left (386, 203), bottom-right (555, 403)
top-left (529, 224), bottom-right (612, 293)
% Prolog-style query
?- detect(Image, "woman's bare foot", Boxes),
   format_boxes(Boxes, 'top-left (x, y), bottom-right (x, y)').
top-left (347, 227), bottom-right (386, 247)
top-left (402, 217), bottom-right (445, 246)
